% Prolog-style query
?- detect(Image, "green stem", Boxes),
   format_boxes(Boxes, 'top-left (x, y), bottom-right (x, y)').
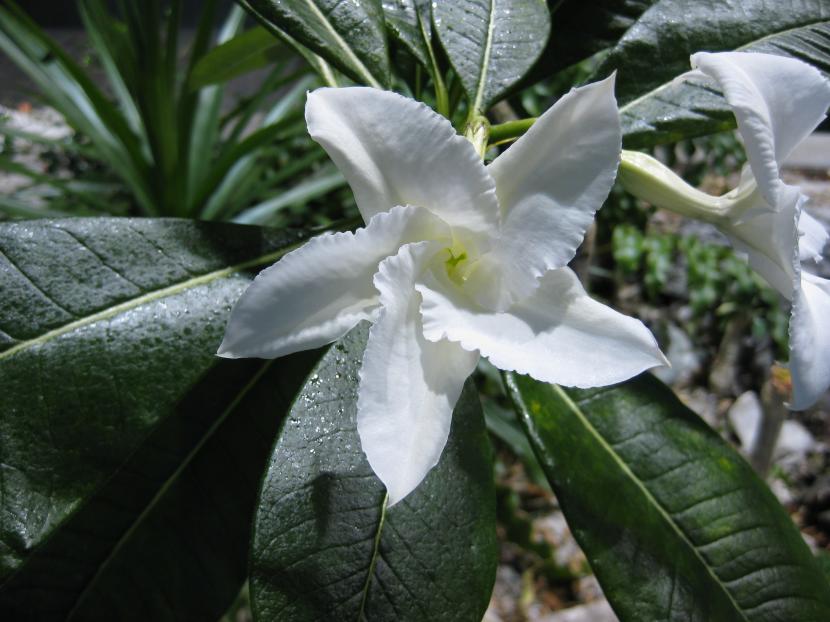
top-left (488, 117), bottom-right (536, 145)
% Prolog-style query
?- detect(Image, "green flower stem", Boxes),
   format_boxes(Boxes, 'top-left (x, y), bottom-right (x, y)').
top-left (618, 150), bottom-right (753, 223)
top-left (485, 120), bottom-right (753, 225)
top-left (488, 117), bottom-right (536, 145)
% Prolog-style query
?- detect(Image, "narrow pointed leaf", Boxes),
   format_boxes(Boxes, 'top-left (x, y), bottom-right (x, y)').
top-left (434, 0), bottom-right (550, 112)
top-left (0, 218), bottom-right (319, 620)
top-left (251, 324), bottom-right (497, 622)
top-left (506, 372), bottom-right (830, 621)
top-left (189, 26), bottom-right (289, 90)
top-left (242, 0), bottom-right (390, 88)
top-left (233, 169), bottom-right (346, 225)
top-left (592, 0), bottom-right (830, 147)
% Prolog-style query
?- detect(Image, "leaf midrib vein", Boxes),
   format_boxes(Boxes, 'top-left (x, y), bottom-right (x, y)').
top-left (549, 384), bottom-right (751, 621)
top-left (0, 243), bottom-right (301, 363)
top-left (473, 0), bottom-right (497, 113)
top-left (301, 0), bottom-right (382, 89)
top-left (63, 360), bottom-right (277, 620)
top-left (357, 491), bottom-right (388, 620)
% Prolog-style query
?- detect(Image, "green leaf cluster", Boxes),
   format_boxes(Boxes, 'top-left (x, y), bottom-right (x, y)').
top-left (0, 1), bottom-right (346, 222)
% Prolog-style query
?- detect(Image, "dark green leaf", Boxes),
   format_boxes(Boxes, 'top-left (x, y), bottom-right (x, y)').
top-left (506, 372), bottom-right (830, 621)
top-left (0, 218), bottom-right (320, 621)
top-left (189, 26), bottom-right (288, 90)
top-left (382, 0), bottom-right (432, 67)
top-left (593, 0), bottom-right (830, 147)
top-left (242, 0), bottom-right (390, 88)
top-left (551, 0), bottom-right (655, 68)
top-left (434, 0), bottom-right (551, 113)
top-left (521, 0), bottom-right (655, 85)
top-left (481, 395), bottom-right (548, 489)
top-left (251, 324), bottom-right (497, 621)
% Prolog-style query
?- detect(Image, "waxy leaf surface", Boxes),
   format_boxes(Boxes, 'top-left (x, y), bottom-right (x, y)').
top-left (434, 0), bottom-right (550, 112)
top-left (243, 0), bottom-right (391, 87)
top-left (251, 324), bottom-right (497, 622)
top-left (594, 0), bottom-right (830, 147)
top-left (382, 0), bottom-right (432, 67)
top-left (0, 218), bottom-right (319, 620)
top-left (506, 372), bottom-right (830, 622)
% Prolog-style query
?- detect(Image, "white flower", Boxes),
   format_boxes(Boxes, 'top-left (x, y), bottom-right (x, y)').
top-left (218, 81), bottom-right (667, 504)
top-left (690, 52), bottom-right (830, 409)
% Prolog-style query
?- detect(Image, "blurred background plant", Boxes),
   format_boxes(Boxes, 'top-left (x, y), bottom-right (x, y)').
top-left (0, 0), bottom-right (352, 225)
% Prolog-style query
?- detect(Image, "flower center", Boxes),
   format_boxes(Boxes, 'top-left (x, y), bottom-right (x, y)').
top-left (443, 242), bottom-right (470, 285)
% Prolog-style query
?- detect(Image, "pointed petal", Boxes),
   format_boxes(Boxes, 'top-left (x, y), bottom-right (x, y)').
top-left (218, 205), bottom-right (449, 359)
top-left (417, 266), bottom-right (666, 388)
top-left (474, 76), bottom-right (621, 310)
top-left (790, 271), bottom-right (830, 410)
top-left (357, 242), bottom-right (479, 506)
top-left (798, 208), bottom-right (828, 263)
top-left (306, 87), bottom-right (499, 239)
top-left (692, 52), bottom-right (830, 208)
top-left (722, 186), bottom-right (801, 299)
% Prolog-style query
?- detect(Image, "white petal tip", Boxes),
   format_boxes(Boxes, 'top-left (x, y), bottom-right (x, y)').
top-left (385, 489), bottom-right (406, 508)
top-left (215, 343), bottom-right (240, 359)
top-left (786, 390), bottom-right (818, 412)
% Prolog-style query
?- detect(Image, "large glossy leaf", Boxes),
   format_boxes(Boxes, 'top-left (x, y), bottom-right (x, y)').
top-left (251, 324), bottom-right (497, 621)
top-left (382, 0), bottom-right (432, 67)
top-left (506, 372), bottom-right (830, 621)
top-left (0, 218), bottom-right (321, 620)
top-left (434, 0), bottom-right (551, 113)
top-left (520, 0), bottom-right (655, 85)
top-left (242, 0), bottom-right (390, 88)
top-left (593, 0), bottom-right (830, 147)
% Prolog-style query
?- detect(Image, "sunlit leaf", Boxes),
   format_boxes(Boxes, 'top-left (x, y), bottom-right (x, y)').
top-left (434, 0), bottom-right (550, 112)
top-left (593, 0), bottom-right (830, 147)
top-left (507, 372), bottom-right (830, 621)
top-left (242, 0), bottom-right (390, 88)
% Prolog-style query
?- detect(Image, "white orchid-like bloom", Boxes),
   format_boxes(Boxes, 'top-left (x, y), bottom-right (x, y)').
top-left (691, 52), bottom-right (830, 410)
top-left (219, 80), bottom-right (667, 504)
top-left (621, 51), bottom-right (830, 410)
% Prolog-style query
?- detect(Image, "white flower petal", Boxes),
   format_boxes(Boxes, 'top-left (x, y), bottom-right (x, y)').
top-left (798, 208), bottom-right (829, 263)
top-left (692, 52), bottom-right (830, 208)
top-left (722, 186), bottom-right (802, 299)
top-left (306, 87), bottom-right (499, 240)
top-left (417, 266), bottom-right (666, 388)
top-left (218, 205), bottom-right (449, 359)
top-left (357, 242), bottom-right (479, 506)
top-left (473, 75), bottom-right (621, 310)
top-left (790, 271), bottom-right (830, 410)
